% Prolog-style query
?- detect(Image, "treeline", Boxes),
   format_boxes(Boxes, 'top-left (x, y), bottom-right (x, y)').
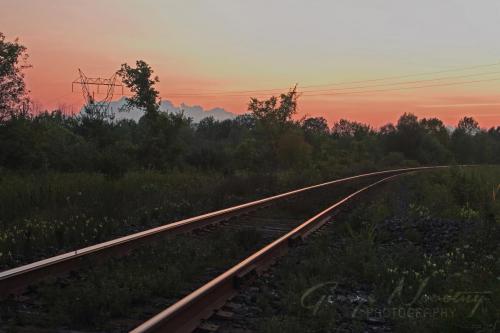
top-left (1, 95), bottom-right (499, 177)
top-left (1, 34), bottom-right (499, 177)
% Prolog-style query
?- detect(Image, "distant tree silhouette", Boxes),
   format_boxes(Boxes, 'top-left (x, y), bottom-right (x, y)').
top-left (451, 116), bottom-right (480, 163)
top-left (248, 86), bottom-right (299, 124)
top-left (302, 117), bottom-right (329, 135)
top-left (420, 117), bottom-right (449, 146)
top-left (0, 33), bottom-right (31, 121)
top-left (395, 113), bottom-right (423, 159)
top-left (331, 119), bottom-right (371, 138)
top-left (276, 129), bottom-right (311, 168)
top-left (117, 60), bottom-right (160, 117)
top-left (0, 38), bottom-right (498, 175)
top-left (457, 116), bottom-right (480, 135)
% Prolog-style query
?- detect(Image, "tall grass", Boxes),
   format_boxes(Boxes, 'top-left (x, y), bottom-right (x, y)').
top-left (256, 166), bottom-right (500, 332)
top-left (0, 167), bottom-right (338, 268)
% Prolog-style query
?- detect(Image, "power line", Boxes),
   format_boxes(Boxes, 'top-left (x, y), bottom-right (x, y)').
top-left (160, 60), bottom-right (500, 97)
top-left (301, 61), bottom-right (500, 88)
top-left (300, 70), bottom-right (500, 93)
top-left (158, 76), bottom-right (500, 99)
top-left (67, 62), bottom-right (500, 102)
top-left (73, 76), bottom-right (500, 102)
top-left (302, 77), bottom-right (500, 97)
top-left (164, 70), bottom-right (500, 97)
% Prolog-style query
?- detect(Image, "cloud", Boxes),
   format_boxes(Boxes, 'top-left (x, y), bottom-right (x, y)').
top-left (103, 97), bottom-right (237, 122)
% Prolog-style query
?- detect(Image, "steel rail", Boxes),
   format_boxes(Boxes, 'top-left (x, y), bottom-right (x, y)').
top-left (0, 166), bottom-right (449, 296)
top-left (130, 169), bottom-right (448, 333)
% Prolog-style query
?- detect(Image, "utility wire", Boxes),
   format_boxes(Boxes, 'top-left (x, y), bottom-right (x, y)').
top-left (72, 63), bottom-right (500, 100)
top-left (300, 70), bottom-right (500, 93)
top-left (159, 61), bottom-right (500, 96)
top-left (302, 77), bottom-right (500, 96)
top-left (301, 61), bottom-right (500, 88)
top-left (165, 70), bottom-right (500, 97)
top-left (84, 76), bottom-right (500, 100)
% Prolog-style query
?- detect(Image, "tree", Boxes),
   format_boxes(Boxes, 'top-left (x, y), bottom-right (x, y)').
top-left (302, 116), bottom-right (329, 135)
top-left (379, 123), bottom-right (398, 153)
top-left (380, 123), bottom-right (396, 136)
top-left (420, 117), bottom-right (449, 146)
top-left (234, 114), bottom-right (256, 130)
top-left (276, 130), bottom-right (312, 168)
top-left (457, 116), bottom-right (480, 135)
top-left (248, 86), bottom-right (299, 124)
top-left (331, 119), bottom-right (370, 138)
top-left (0, 33), bottom-right (31, 121)
top-left (246, 87), bottom-right (301, 169)
top-left (451, 116), bottom-right (480, 163)
top-left (117, 60), bottom-right (160, 117)
top-left (395, 113), bottom-right (423, 159)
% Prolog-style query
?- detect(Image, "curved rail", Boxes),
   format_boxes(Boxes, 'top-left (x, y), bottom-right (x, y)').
top-left (0, 166), bottom-right (450, 296)
top-left (130, 172), bottom-right (414, 333)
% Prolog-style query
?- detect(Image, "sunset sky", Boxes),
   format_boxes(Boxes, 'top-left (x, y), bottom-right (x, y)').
top-left (1, 0), bottom-right (500, 127)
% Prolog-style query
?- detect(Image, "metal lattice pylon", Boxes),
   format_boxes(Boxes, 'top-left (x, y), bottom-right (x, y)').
top-left (72, 69), bottom-right (123, 118)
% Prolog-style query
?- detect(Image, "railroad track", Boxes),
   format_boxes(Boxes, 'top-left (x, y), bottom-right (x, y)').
top-left (129, 172), bottom-right (410, 333)
top-left (0, 166), bottom-right (446, 297)
top-left (0, 166), bottom-right (462, 332)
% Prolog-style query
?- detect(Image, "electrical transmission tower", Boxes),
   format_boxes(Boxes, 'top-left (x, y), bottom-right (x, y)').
top-left (72, 69), bottom-right (123, 119)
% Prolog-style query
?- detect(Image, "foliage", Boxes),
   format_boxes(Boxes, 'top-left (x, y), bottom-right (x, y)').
top-left (457, 116), bottom-right (480, 135)
top-left (0, 41), bottom-right (498, 175)
top-left (0, 33), bottom-right (499, 272)
top-left (248, 85), bottom-right (299, 124)
top-left (0, 33), bottom-right (30, 121)
top-left (331, 119), bottom-right (371, 138)
top-left (0, 169), bottom-right (303, 268)
top-left (54, 107), bottom-right (497, 175)
top-left (257, 167), bottom-right (500, 332)
top-left (117, 60), bottom-right (160, 116)
top-left (1, 228), bottom-right (265, 330)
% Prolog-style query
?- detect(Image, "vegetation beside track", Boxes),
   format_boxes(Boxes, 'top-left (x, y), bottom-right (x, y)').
top-left (1, 32), bottom-right (499, 271)
top-left (232, 166), bottom-right (500, 333)
top-left (1, 32), bottom-right (499, 332)
top-left (0, 181), bottom-right (366, 332)
top-left (0, 167), bottom-right (385, 269)
top-left (1, 228), bottom-right (263, 331)
top-left (0, 170), bottom-right (279, 269)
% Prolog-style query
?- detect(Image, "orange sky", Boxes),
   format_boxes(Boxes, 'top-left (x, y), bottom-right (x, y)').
top-left (2, 0), bottom-right (500, 128)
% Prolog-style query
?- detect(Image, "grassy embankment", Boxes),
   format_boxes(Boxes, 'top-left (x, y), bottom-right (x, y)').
top-left (255, 166), bottom-right (499, 332)
top-left (0, 162), bottom-right (390, 269)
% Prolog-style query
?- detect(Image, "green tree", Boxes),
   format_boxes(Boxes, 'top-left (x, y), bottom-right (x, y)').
top-left (457, 116), bottom-right (480, 135)
top-left (248, 86), bottom-right (299, 124)
top-left (246, 87), bottom-right (301, 170)
top-left (332, 119), bottom-right (371, 138)
top-left (0, 33), bottom-right (31, 121)
top-left (276, 130), bottom-right (312, 168)
top-left (420, 117), bottom-right (449, 146)
top-left (302, 117), bottom-right (329, 135)
top-left (451, 116), bottom-right (481, 163)
top-left (395, 113), bottom-right (423, 159)
top-left (117, 60), bottom-right (160, 117)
